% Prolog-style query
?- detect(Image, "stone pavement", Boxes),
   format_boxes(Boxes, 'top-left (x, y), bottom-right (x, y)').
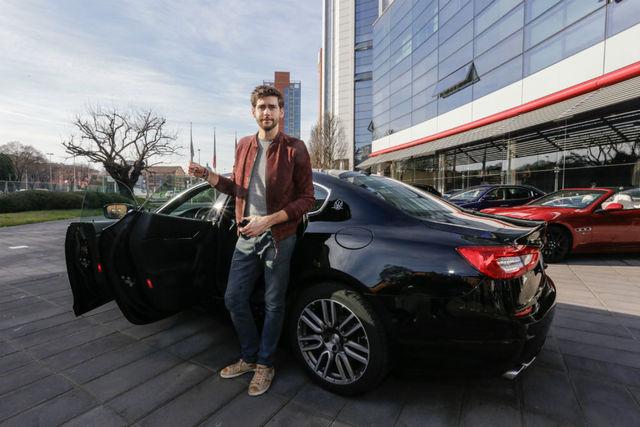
top-left (1, 219), bottom-right (640, 426)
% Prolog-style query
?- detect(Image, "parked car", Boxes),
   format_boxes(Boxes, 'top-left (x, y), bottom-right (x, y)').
top-left (447, 185), bottom-right (545, 211)
top-left (481, 187), bottom-right (640, 262)
top-left (65, 171), bottom-right (556, 395)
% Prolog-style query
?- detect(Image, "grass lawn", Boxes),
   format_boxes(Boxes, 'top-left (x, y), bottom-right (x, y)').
top-left (0, 209), bottom-right (102, 227)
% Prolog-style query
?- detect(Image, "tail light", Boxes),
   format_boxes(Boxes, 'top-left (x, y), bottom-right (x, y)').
top-left (456, 245), bottom-right (540, 280)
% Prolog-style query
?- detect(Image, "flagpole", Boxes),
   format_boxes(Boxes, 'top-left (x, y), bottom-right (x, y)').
top-left (213, 127), bottom-right (217, 172)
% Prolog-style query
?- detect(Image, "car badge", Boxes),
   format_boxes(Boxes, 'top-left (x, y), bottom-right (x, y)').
top-left (333, 199), bottom-right (344, 211)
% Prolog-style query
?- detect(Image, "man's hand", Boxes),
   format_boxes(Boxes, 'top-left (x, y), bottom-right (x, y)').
top-left (188, 162), bottom-right (219, 186)
top-left (188, 162), bottom-right (207, 178)
top-left (238, 215), bottom-right (271, 238)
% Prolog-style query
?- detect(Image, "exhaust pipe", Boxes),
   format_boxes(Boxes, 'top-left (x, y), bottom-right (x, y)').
top-left (502, 356), bottom-right (536, 380)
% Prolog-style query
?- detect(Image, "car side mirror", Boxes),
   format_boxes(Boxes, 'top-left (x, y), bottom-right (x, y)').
top-left (103, 203), bottom-right (134, 219)
top-left (603, 202), bottom-right (623, 212)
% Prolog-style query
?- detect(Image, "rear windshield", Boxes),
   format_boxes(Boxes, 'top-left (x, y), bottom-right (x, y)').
top-left (528, 190), bottom-right (606, 208)
top-left (340, 175), bottom-right (458, 220)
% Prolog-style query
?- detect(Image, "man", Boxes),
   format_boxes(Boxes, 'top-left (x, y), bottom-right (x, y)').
top-left (188, 85), bottom-right (314, 396)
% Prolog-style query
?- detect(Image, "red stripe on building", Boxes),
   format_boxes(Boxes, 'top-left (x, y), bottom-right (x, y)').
top-left (369, 61), bottom-right (640, 158)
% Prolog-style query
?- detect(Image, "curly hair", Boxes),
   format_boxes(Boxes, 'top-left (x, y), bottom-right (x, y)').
top-left (250, 85), bottom-right (284, 108)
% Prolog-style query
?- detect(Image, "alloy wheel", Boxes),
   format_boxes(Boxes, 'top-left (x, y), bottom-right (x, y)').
top-left (543, 227), bottom-right (570, 262)
top-left (296, 298), bottom-right (370, 385)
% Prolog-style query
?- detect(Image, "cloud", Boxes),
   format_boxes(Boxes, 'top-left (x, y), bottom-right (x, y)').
top-left (0, 0), bottom-right (321, 173)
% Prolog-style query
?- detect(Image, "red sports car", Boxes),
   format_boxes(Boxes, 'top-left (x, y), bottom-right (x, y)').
top-left (481, 188), bottom-right (640, 262)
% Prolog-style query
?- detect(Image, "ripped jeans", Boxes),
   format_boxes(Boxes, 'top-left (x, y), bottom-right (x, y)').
top-left (224, 230), bottom-right (297, 367)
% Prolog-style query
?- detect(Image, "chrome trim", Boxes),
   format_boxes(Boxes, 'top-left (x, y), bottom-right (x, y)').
top-left (307, 181), bottom-right (332, 217)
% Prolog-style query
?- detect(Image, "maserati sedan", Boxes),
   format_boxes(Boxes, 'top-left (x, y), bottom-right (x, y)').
top-left (482, 187), bottom-right (640, 262)
top-left (65, 171), bottom-right (556, 395)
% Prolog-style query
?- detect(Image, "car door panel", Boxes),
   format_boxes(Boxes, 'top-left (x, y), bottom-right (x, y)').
top-left (65, 221), bottom-right (115, 316)
top-left (100, 210), bottom-right (216, 324)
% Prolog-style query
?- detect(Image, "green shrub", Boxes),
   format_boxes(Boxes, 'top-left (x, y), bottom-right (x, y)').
top-left (0, 191), bottom-right (135, 213)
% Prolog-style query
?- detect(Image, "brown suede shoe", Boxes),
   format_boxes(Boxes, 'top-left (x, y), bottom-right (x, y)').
top-left (248, 364), bottom-right (275, 396)
top-left (219, 359), bottom-right (256, 379)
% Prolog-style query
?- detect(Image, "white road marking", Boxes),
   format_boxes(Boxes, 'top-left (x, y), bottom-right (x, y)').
top-left (8, 245), bottom-right (29, 249)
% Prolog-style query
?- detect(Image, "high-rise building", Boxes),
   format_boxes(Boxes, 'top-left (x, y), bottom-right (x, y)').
top-left (357, 0), bottom-right (640, 193)
top-left (264, 71), bottom-right (301, 139)
top-left (322, 0), bottom-right (379, 169)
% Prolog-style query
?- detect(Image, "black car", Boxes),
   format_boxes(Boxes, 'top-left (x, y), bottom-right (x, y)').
top-left (447, 184), bottom-right (545, 210)
top-left (66, 171), bottom-right (556, 395)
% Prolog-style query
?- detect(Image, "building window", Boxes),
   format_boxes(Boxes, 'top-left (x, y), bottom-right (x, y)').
top-left (435, 62), bottom-right (479, 99)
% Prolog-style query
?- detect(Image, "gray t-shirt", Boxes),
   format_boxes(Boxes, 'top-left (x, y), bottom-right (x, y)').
top-left (244, 138), bottom-right (271, 217)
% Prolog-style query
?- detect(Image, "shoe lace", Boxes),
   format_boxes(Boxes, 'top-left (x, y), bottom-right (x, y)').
top-left (253, 367), bottom-right (269, 384)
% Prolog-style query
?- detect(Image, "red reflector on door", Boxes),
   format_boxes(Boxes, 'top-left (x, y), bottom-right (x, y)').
top-left (97, 263), bottom-right (103, 273)
top-left (515, 306), bottom-right (533, 318)
top-left (146, 279), bottom-right (154, 289)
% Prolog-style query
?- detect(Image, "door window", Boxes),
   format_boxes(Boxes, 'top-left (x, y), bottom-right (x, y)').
top-left (309, 183), bottom-right (330, 215)
top-left (158, 186), bottom-right (218, 220)
top-left (484, 188), bottom-right (505, 201)
top-left (507, 187), bottom-right (531, 200)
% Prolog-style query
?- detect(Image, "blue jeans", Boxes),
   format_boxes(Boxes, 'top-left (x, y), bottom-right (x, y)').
top-left (224, 231), bottom-right (297, 367)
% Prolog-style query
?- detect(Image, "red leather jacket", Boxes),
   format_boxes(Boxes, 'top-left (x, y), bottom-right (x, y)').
top-left (214, 131), bottom-right (314, 241)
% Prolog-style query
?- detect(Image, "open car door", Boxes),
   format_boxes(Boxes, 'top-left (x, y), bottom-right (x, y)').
top-left (65, 183), bottom-right (218, 324)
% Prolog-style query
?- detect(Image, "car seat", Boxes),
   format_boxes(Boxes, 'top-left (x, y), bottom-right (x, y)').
top-left (611, 193), bottom-right (634, 210)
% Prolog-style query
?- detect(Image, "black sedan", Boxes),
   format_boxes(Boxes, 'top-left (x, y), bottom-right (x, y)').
top-left (65, 171), bottom-right (556, 395)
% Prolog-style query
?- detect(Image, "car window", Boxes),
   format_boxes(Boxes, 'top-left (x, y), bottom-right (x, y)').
top-left (310, 183), bottom-right (330, 215)
top-left (158, 186), bottom-right (217, 219)
top-left (529, 190), bottom-right (606, 208)
top-left (508, 187), bottom-right (531, 200)
top-left (484, 188), bottom-right (504, 201)
top-left (603, 189), bottom-right (640, 210)
top-left (450, 188), bottom-right (485, 201)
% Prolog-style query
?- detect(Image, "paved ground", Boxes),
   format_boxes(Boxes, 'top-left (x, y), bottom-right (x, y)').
top-left (1, 219), bottom-right (640, 426)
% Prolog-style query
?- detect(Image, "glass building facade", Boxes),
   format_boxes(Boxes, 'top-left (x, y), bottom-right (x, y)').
top-left (372, 0), bottom-right (640, 139)
top-left (366, 0), bottom-right (640, 193)
top-left (354, 0), bottom-right (378, 166)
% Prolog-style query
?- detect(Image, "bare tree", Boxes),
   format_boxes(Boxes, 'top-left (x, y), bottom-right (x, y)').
top-left (63, 107), bottom-right (179, 195)
top-left (0, 142), bottom-right (46, 183)
top-left (308, 113), bottom-right (348, 169)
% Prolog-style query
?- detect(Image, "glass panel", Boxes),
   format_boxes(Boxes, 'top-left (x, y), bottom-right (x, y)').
top-left (475, 30), bottom-right (523, 75)
top-left (413, 67), bottom-right (438, 98)
top-left (524, 8), bottom-right (605, 76)
top-left (475, 3), bottom-right (524, 55)
top-left (439, 42), bottom-right (473, 79)
top-left (607, 0), bottom-right (640, 37)
top-left (473, 55), bottom-right (523, 99)
top-left (475, 0), bottom-right (522, 35)
top-left (389, 112), bottom-right (412, 134)
top-left (525, 0), bottom-right (561, 24)
top-left (524, 0), bottom-right (603, 49)
top-left (439, 22), bottom-right (473, 61)
top-left (438, 1), bottom-right (473, 41)
top-left (413, 85), bottom-right (437, 110)
top-left (412, 100), bottom-right (438, 125)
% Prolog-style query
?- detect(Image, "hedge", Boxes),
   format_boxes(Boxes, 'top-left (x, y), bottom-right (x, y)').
top-left (0, 190), bottom-right (134, 213)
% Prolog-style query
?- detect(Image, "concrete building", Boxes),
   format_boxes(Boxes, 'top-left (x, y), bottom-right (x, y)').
top-left (354, 0), bottom-right (640, 194)
top-left (264, 71), bottom-right (301, 139)
top-left (322, 0), bottom-right (379, 169)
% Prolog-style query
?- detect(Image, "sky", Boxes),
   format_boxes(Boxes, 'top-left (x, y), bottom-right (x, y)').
top-left (0, 0), bottom-right (322, 174)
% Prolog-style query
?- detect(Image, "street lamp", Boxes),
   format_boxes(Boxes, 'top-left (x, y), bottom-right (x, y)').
top-left (46, 152), bottom-right (53, 189)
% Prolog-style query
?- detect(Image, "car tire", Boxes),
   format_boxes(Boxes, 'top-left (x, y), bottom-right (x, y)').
top-left (289, 281), bottom-right (389, 395)
top-left (543, 225), bottom-right (571, 262)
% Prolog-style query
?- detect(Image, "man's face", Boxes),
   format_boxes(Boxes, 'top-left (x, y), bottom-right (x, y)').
top-left (252, 96), bottom-right (284, 132)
